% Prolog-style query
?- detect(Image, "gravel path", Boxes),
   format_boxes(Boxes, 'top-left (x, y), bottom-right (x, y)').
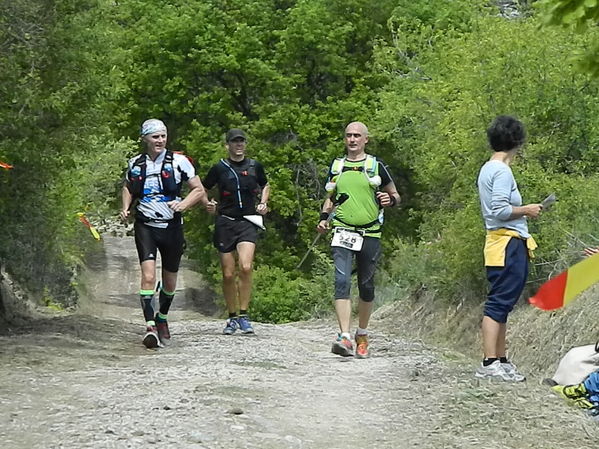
top-left (0, 236), bottom-right (598, 448)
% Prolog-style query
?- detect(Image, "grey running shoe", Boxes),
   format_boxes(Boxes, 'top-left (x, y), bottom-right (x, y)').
top-left (238, 316), bottom-right (254, 334)
top-left (223, 317), bottom-right (239, 335)
top-left (475, 360), bottom-right (525, 382)
top-left (142, 326), bottom-right (160, 349)
top-left (331, 335), bottom-right (354, 357)
top-left (501, 361), bottom-right (526, 382)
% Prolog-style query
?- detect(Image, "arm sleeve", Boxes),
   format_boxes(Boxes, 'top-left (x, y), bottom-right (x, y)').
top-left (255, 162), bottom-right (268, 187)
top-left (202, 165), bottom-right (218, 190)
top-left (489, 169), bottom-right (514, 220)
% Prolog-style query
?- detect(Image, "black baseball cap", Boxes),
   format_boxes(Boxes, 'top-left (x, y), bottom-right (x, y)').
top-left (226, 128), bottom-right (247, 142)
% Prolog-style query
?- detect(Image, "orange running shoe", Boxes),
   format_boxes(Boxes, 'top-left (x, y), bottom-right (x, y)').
top-left (355, 333), bottom-right (369, 358)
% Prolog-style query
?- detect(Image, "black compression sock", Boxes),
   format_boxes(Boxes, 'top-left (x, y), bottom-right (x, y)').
top-left (140, 294), bottom-right (155, 322)
top-left (158, 289), bottom-right (175, 315)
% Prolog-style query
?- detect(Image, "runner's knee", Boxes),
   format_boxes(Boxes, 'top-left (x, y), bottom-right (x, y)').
top-left (358, 283), bottom-right (375, 302)
top-left (334, 276), bottom-right (351, 299)
top-left (222, 270), bottom-right (236, 282)
top-left (239, 262), bottom-right (253, 275)
top-left (141, 272), bottom-right (155, 286)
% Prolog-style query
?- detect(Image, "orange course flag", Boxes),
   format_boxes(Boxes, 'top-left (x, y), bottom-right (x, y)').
top-left (0, 161), bottom-right (13, 170)
top-left (530, 252), bottom-right (599, 311)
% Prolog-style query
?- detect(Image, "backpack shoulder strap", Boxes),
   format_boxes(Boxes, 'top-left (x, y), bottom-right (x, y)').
top-left (330, 157), bottom-right (345, 175)
top-left (364, 155), bottom-right (378, 177)
top-left (247, 158), bottom-right (257, 177)
top-left (131, 153), bottom-right (146, 170)
top-left (128, 153), bottom-right (147, 198)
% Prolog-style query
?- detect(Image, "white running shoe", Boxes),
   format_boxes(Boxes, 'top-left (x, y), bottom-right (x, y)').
top-left (475, 360), bottom-right (525, 382)
top-left (501, 361), bottom-right (526, 382)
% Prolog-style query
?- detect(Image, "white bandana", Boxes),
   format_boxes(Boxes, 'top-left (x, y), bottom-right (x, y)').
top-left (140, 119), bottom-right (167, 136)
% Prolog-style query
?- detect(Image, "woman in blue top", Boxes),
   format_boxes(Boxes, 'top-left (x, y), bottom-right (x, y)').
top-left (476, 116), bottom-right (543, 381)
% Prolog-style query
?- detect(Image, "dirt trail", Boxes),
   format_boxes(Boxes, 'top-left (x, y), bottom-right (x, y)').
top-left (0, 236), bottom-right (598, 449)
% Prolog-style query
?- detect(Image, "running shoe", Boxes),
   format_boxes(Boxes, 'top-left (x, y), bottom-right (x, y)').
top-left (475, 360), bottom-right (525, 382)
top-left (238, 316), bottom-right (255, 334)
top-left (223, 317), bottom-right (239, 335)
top-left (331, 335), bottom-right (354, 357)
top-left (355, 333), bottom-right (369, 359)
top-left (156, 319), bottom-right (171, 345)
top-left (501, 361), bottom-right (526, 381)
top-left (142, 326), bottom-right (160, 349)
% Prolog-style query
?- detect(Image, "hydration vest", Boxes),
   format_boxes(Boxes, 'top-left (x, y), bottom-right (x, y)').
top-left (326, 154), bottom-right (385, 229)
top-left (325, 154), bottom-right (381, 193)
top-left (127, 150), bottom-right (182, 200)
top-left (219, 158), bottom-right (259, 209)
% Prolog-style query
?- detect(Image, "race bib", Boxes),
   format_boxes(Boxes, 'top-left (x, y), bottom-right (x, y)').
top-left (331, 228), bottom-right (364, 251)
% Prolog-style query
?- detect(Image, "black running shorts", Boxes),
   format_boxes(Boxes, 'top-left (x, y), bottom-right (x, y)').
top-left (134, 221), bottom-right (185, 272)
top-left (213, 215), bottom-right (258, 253)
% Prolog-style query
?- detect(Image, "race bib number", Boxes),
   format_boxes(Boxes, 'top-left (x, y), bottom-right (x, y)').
top-left (331, 228), bottom-right (364, 251)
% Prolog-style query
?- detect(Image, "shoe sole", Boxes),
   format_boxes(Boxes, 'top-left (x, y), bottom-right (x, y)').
top-left (241, 329), bottom-right (255, 334)
top-left (331, 343), bottom-right (354, 357)
top-left (143, 332), bottom-right (160, 349)
top-left (474, 372), bottom-right (525, 382)
top-left (223, 329), bottom-right (236, 335)
top-left (355, 351), bottom-right (369, 359)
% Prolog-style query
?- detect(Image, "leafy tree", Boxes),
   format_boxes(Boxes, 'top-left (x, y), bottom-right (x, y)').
top-left (375, 8), bottom-right (599, 304)
top-left (538, 0), bottom-right (599, 75)
top-left (108, 0), bottom-right (402, 320)
top-left (0, 0), bottom-right (127, 305)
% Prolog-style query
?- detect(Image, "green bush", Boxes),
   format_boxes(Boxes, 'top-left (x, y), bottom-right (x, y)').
top-left (251, 262), bottom-right (333, 323)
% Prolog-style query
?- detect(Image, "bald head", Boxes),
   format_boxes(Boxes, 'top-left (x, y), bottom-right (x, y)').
top-left (345, 121), bottom-right (368, 136)
top-left (344, 122), bottom-right (369, 156)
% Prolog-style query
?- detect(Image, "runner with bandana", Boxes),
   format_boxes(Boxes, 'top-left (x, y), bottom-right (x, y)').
top-left (121, 119), bottom-right (208, 348)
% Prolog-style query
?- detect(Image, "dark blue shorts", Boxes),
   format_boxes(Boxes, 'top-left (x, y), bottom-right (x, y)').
top-left (484, 237), bottom-right (528, 323)
top-left (332, 236), bottom-right (381, 302)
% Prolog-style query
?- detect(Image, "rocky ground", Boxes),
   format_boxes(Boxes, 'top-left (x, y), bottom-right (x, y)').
top-left (0, 235), bottom-right (597, 449)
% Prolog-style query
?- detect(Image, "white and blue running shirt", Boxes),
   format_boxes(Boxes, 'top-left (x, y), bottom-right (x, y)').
top-left (126, 150), bottom-right (195, 228)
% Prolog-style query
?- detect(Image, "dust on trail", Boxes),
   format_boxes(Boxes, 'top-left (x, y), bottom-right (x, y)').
top-left (0, 236), bottom-right (598, 449)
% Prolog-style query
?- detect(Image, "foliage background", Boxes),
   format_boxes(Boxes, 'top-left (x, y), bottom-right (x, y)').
top-left (2, 0), bottom-right (599, 336)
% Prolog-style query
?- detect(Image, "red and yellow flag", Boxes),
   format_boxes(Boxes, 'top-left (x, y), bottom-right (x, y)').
top-left (77, 213), bottom-right (101, 241)
top-left (529, 252), bottom-right (599, 311)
